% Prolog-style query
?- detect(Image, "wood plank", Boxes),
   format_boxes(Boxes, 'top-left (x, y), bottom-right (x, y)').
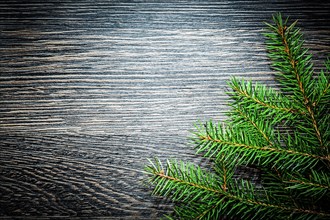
top-left (0, 0), bottom-right (329, 218)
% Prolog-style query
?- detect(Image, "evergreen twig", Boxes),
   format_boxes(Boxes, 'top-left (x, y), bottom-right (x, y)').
top-left (144, 13), bottom-right (330, 220)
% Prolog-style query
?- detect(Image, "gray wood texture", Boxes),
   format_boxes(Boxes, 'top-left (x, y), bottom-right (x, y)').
top-left (0, 0), bottom-right (329, 218)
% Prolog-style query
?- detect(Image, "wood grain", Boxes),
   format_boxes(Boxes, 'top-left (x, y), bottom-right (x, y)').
top-left (0, 0), bottom-right (329, 218)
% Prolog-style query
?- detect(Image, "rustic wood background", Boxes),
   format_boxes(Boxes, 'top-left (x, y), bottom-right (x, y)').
top-left (0, 0), bottom-right (329, 219)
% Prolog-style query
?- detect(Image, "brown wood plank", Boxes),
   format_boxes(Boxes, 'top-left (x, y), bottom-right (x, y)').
top-left (0, 0), bottom-right (329, 218)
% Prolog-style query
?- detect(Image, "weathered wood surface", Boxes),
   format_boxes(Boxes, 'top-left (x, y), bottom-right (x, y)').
top-left (0, 0), bottom-right (329, 218)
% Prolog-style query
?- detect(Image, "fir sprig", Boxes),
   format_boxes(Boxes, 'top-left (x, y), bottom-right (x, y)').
top-left (144, 13), bottom-right (330, 220)
top-left (264, 13), bottom-right (327, 151)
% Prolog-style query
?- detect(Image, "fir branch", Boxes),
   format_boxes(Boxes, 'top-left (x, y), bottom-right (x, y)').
top-left (284, 170), bottom-right (330, 198)
top-left (217, 157), bottom-right (229, 192)
top-left (145, 158), bottom-right (223, 203)
top-left (144, 13), bottom-right (330, 220)
top-left (195, 121), bottom-right (328, 165)
top-left (286, 179), bottom-right (328, 191)
top-left (229, 77), bottom-right (303, 117)
top-left (232, 107), bottom-right (274, 146)
top-left (264, 13), bottom-right (324, 148)
top-left (146, 159), bottom-right (330, 219)
top-left (225, 191), bottom-right (330, 219)
top-left (312, 61), bottom-right (330, 106)
top-left (145, 158), bottom-right (227, 219)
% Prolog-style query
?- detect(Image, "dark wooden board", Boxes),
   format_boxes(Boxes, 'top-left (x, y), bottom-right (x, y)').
top-left (1, 0), bottom-right (329, 218)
